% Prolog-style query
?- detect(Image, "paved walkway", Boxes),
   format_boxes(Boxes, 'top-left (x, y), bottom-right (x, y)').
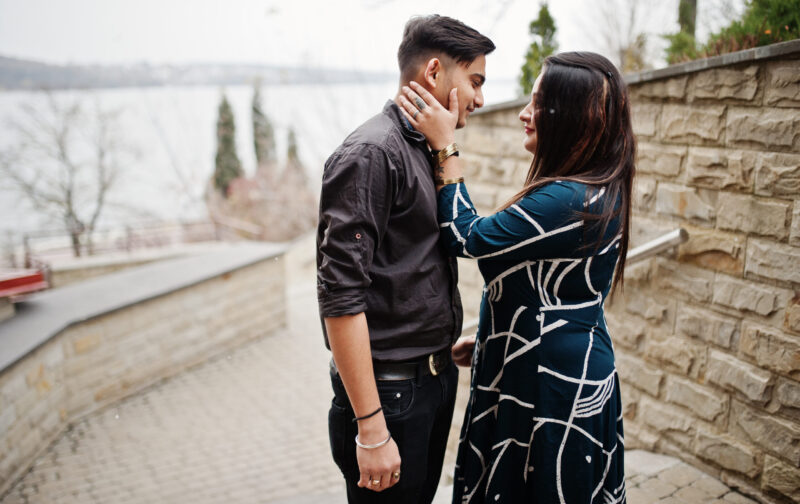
top-left (1, 236), bottom-right (758, 503)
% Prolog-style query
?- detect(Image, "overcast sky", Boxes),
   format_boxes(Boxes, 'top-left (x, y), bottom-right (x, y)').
top-left (0, 0), bottom-right (742, 79)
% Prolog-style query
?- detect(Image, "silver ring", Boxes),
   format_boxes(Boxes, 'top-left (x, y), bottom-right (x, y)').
top-left (414, 97), bottom-right (426, 110)
top-left (412, 110), bottom-right (419, 119)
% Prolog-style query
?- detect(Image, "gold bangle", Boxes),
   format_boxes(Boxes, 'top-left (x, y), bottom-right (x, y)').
top-left (434, 142), bottom-right (459, 166)
top-left (434, 176), bottom-right (464, 186)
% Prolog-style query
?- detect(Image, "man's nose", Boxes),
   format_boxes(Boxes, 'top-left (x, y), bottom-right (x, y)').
top-left (474, 90), bottom-right (484, 108)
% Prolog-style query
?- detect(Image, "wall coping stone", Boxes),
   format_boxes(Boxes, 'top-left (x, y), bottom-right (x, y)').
top-left (475, 39), bottom-right (800, 116)
top-left (0, 241), bottom-right (287, 372)
top-left (49, 242), bottom-right (228, 273)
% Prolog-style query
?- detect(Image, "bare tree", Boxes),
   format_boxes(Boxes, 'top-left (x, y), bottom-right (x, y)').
top-left (578, 0), bottom-right (674, 72)
top-left (0, 92), bottom-right (131, 257)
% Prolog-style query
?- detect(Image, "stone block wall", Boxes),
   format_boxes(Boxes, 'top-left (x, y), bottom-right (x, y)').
top-left (453, 42), bottom-right (800, 503)
top-left (0, 252), bottom-right (286, 497)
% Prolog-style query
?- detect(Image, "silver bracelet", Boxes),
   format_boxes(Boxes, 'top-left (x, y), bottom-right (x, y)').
top-left (355, 432), bottom-right (392, 449)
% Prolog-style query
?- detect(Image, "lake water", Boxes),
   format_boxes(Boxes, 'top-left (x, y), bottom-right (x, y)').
top-left (0, 79), bottom-right (518, 240)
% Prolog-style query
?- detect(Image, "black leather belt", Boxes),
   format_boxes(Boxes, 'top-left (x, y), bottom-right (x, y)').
top-left (330, 348), bottom-right (451, 381)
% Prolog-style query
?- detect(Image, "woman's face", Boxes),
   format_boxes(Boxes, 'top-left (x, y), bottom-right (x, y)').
top-left (519, 70), bottom-right (544, 154)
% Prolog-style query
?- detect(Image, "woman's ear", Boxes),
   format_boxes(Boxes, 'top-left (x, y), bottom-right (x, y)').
top-left (423, 58), bottom-right (441, 89)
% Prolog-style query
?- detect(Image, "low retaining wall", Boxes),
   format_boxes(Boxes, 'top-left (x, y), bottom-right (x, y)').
top-left (0, 242), bottom-right (288, 497)
top-left (453, 40), bottom-right (800, 503)
top-left (47, 242), bottom-right (230, 288)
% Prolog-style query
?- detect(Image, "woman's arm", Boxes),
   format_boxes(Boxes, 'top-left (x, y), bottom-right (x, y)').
top-left (398, 81), bottom-right (599, 263)
top-left (397, 82), bottom-right (464, 189)
top-left (437, 181), bottom-right (590, 261)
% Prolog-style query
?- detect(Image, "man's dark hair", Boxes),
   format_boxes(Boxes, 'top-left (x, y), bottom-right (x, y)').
top-left (397, 15), bottom-right (495, 79)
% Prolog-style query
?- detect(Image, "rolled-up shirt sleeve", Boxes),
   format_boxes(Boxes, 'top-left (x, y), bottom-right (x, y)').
top-left (317, 143), bottom-right (393, 318)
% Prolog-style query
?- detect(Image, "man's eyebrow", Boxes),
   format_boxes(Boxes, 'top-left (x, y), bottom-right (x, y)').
top-left (472, 73), bottom-right (486, 85)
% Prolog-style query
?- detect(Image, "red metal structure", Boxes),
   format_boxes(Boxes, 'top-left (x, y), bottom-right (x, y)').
top-left (0, 269), bottom-right (49, 299)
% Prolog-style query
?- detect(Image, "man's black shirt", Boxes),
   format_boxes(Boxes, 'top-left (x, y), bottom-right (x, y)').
top-left (316, 100), bottom-right (463, 362)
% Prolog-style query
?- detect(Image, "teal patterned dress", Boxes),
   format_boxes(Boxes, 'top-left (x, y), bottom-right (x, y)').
top-left (439, 180), bottom-right (626, 504)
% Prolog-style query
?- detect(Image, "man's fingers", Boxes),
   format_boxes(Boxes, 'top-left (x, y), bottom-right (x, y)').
top-left (383, 469), bottom-right (396, 489)
top-left (387, 467), bottom-right (401, 488)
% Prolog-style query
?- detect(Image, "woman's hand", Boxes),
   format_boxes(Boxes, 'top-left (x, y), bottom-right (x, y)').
top-left (451, 335), bottom-right (476, 367)
top-left (398, 81), bottom-right (458, 150)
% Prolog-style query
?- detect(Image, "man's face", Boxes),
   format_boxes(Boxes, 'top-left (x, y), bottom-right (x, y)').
top-left (439, 55), bottom-right (486, 129)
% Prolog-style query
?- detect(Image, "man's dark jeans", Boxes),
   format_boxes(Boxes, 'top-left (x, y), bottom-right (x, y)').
top-left (328, 361), bottom-right (459, 504)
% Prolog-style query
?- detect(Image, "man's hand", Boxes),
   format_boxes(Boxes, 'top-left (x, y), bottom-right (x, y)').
top-left (356, 426), bottom-right (402, 492)
top-left (452, 335), bottom-right (476, 367)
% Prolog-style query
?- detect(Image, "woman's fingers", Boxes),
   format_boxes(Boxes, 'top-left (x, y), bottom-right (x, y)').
top-left (401, 86), bottom-right (429, 116)
top-left (396, 95), bottom-right (420, 125)
top-left (448, 87), bottom-right (459, 116)
top-left (452, 335), bottom-right (476, 366)
top-left (408, 80), bottom-right (439, 108)
top-left (397, 95), bottom-right (418, 117)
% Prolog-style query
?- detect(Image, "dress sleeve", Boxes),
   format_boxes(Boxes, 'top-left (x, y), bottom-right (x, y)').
top-left (436, 181), bottom-right (589, 261)
top-left (317, 144), bottom-right (393, 317)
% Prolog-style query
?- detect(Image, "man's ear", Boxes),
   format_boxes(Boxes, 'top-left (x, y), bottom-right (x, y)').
top-left (423, 58), bottom-right (441, 89)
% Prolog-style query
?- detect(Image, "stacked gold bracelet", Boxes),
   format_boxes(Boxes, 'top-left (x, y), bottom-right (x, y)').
top-left (434, 176), bottom-right (464, 186)
top-left (433, 142), bottom-right (459, 167)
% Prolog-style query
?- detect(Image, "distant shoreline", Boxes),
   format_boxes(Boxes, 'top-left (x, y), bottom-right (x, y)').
top-left (0, 54), bottom-right (399, 90)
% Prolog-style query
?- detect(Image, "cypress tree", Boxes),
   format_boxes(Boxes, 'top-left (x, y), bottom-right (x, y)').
top-left (287, 128), bottom-right (299, 163)
top-left (214, 93), bottom-right (243, 196)
top-left (678, 0), bottom-right (698, 38)
top-left (519, 3), bottom-right (558, 96)
top-left (252, 84), bottom-right (276, 167)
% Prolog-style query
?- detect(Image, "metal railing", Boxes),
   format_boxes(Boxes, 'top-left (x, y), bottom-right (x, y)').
top-left (626, 228), bottom-right (688, 265)
top-left (459, 228), bottom-right (689, 336)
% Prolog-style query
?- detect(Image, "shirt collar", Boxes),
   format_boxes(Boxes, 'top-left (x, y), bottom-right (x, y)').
top-left (383, 100), bottom-right (426, 145)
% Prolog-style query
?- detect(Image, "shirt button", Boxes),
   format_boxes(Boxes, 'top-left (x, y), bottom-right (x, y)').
top-left (355, 233), bottom-right (362, 239)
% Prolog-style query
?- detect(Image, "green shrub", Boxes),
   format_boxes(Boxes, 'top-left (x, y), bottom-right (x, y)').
top-left (665, 0), bottom-right (800, 63)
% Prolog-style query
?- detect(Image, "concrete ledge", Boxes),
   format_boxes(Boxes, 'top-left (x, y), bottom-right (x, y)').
top-left (48, 242), bottom-right (231, 288)
top-left (626, 39), bottom-right (800, 85)
top-left (0, 241), bottom-right (286, 372)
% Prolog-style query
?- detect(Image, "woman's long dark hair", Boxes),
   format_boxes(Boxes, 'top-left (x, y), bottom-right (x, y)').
top-left (500, 51), bottom-right (636, 292)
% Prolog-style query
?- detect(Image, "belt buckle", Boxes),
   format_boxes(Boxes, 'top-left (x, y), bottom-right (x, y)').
top-left (428, 354), bottom-right (439, 376)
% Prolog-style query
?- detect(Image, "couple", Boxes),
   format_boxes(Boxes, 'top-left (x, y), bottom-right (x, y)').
top-left (317, 14), bottom-right (632, 504)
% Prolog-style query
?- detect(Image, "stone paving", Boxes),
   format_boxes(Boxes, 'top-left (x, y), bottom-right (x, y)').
top-left (623, 451), bottom-right (758, 504)
top-left (0, 236), bottom-right (761, 503)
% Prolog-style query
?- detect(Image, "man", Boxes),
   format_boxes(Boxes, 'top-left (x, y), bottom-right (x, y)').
top-left (317, 15), bottom-right (494, 503)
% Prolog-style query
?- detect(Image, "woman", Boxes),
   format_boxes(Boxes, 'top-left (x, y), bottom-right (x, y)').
top-left (398, 52), bottom-right (633, 503)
